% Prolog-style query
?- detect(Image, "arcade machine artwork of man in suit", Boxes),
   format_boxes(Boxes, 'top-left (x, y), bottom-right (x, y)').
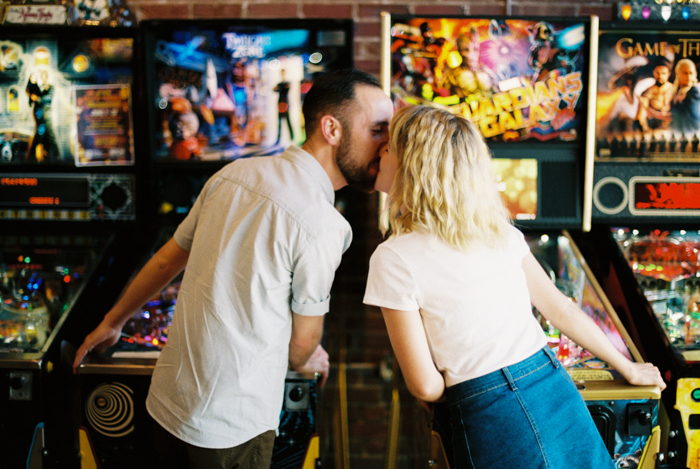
top-left (0, 38), bottom-right (134, 166)
top-left (0, 42), bottom-right (68, 165)
top-left (26, 67), bottom-right (59, 162)
top-left (153, 30), bottom-right (307, 161)
top-left (273, 68), bottom-right (294, 146)
top-left (596, 31), bottom-right (700, 158)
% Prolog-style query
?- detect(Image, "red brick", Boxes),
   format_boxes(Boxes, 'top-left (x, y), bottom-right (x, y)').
top-left (349, 420), bottom-right (392, 439)
top-left (467, 4), bottom-right (511, 16)
top-left (357, 40), bottom-right (381, 58)
top-left (579, 5), bottom-right (615, 21)
top-left (510, 4), bottom-right (577, 16)
top-left (193, 4), bottom-right (242, 18)
top-left (138, 4), bottom-right (189, 19)
top-left (354, 21), bottom-right (381, 39)
top-left (362, 312), bottom-right (387, 329)
top-left (346, 446), bottom-right (385, 468)
top-left (302, 3), bottom-right (353, 19)
top-left (351, 351), bottom-right (391, 364)
top-left (415, 5), bottom-right (466, 16)
top-left (358, 4), bottom-right (410, 19)
top-left (346, 346), bottom-right (390, 359)
top-left (356, 333), bottom-right (391, 350)
top-left (248, 3), bottom-right (298, 18)
top-left (347, 366), bottom-right (385, 384)
top-left (354, 59), bottom-right (381, 75)
top-left (359, 405), bottom-right (390, 422)
top-left (346, 387), bottom-right (386, 403)
top-left (350, 436), bottom-right (387, 454)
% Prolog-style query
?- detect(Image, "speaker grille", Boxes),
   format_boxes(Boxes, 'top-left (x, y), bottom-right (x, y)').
top-left (539, 162), bottom-right (577, 218)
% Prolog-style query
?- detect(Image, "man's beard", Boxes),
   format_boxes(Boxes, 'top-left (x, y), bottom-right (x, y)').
top-left (336, 127), bottom-right (376, 193)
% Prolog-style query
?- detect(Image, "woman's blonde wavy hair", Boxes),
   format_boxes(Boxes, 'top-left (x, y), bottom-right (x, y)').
top-left (382, 105), bottom-right (512, 251)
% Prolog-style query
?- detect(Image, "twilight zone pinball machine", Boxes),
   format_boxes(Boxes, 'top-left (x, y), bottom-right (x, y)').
top-left (381, 13), bottom-right (663, 469)
top-left (0, 24), bottom-right (150, 468)
top-left (140, 18), bottom-right (354, 225)
top-left (569, 16), bottom-right (700, 469)
top-left (77, 233), bottom-right (324, 469)
top-left (73, 18), bottom-right (355, 469)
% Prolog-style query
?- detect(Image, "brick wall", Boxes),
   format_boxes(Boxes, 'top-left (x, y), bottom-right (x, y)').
top-left (124, 1), bottom-right (617, 467)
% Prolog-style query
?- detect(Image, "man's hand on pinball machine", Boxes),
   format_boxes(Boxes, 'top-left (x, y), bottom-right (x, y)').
top-left (72, 317), bottom-right (122, 374)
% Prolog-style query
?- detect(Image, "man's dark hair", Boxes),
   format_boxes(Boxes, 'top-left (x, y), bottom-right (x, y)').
top-left (302, 69), bottom-right (382, 138)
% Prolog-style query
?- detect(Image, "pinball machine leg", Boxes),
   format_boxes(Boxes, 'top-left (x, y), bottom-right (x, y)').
top-left (429, 430), bottom-right (450, 469)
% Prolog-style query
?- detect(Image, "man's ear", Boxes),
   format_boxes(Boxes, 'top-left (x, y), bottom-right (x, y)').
top-left (320, 115), bottom-right (343, 146)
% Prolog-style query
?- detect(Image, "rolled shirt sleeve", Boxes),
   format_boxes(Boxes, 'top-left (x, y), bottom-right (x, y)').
top-left (292, 225), bottom-right (352, 316)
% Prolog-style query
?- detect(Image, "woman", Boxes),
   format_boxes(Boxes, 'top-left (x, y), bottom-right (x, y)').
top-left (670, 58), bottom-right (700, 138)
top-left (364, 105), bottom-right (665, 468)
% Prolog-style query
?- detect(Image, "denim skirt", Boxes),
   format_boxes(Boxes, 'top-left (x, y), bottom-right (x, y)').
top-left (438, 346), bottom-right (614, 469)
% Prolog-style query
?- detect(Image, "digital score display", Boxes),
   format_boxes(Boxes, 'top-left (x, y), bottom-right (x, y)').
top-left (0, 173), bottom-right (135, 221)
top-left (0, 175), bottom-right (90, 207)
top-left (630, 176), bottom-right (700, 216)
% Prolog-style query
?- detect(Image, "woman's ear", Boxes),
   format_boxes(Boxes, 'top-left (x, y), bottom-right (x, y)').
top-left (320, 115), bottom-right (343, 146)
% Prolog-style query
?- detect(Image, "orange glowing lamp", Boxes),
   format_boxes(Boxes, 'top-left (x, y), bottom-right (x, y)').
top-left (621, 4), bottom-right (632, 21)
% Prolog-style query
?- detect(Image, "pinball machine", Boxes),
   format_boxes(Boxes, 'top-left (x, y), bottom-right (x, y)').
top-left (381, 12), bottom-right (663, 469)
top-left (0, 21), bottom-right (148, 468)
top-left (568, 10), bottom-right (700, 468)
top-left (74, 18), bottom-right (355, 469)
top-left (78, 230), bottom-right (324, 469)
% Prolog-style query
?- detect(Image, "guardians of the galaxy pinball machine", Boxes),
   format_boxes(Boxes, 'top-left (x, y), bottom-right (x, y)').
top-left (387, 16), bottom-right (593, 229)
top-left (389, 17), bottom-right (588, 143)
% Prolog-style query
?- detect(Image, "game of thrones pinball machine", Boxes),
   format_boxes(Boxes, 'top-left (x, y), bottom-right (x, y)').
top-left (382, 12), bottom-right (663, 469)
top-left (570, 4), bottom-right (700, 467)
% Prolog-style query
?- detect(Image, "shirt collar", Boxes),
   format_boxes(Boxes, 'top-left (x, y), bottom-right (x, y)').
top-left (281, 145), bottom-right (335, 204)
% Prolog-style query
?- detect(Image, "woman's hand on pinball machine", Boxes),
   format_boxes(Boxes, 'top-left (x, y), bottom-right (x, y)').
top-left (620, 361), bottom-right (667, 390)
top-left (72, 318), bottom-right (122, 374)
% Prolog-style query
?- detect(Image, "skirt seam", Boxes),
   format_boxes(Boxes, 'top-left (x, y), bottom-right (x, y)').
top-left (448, 360), bottom-right (552, 405)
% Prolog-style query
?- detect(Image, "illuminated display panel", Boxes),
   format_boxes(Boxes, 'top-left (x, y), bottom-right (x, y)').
top-left (389, 16), bottom-right (589, 143)
top-left (0, 174), bottom-right (89, 207)
top-left (493, 157), bottom-right (538, 220)
top-left (0, 172), bottom-right (135, 221)
top-left (631, 176), bottom-right (700, 215)
top-left (0, 27), bottom-right (135, 167)
top-left (141, 19), bottom-right (353, 162)
top-left (596, 28), bottom-right (700, 160)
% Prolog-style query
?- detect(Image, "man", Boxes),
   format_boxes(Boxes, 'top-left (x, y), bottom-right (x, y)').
top-left (72, 69), bottom-right (394, 468)
top-left (638, 63), bottom-right (674, 136)
top-left (274, 68), bottom-right (294, 145)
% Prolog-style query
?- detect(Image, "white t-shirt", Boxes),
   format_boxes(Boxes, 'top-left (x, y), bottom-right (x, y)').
top-left (364, 225), bottom-right (547, 387)
top-left (147, 146), bottom-right (352, 448)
